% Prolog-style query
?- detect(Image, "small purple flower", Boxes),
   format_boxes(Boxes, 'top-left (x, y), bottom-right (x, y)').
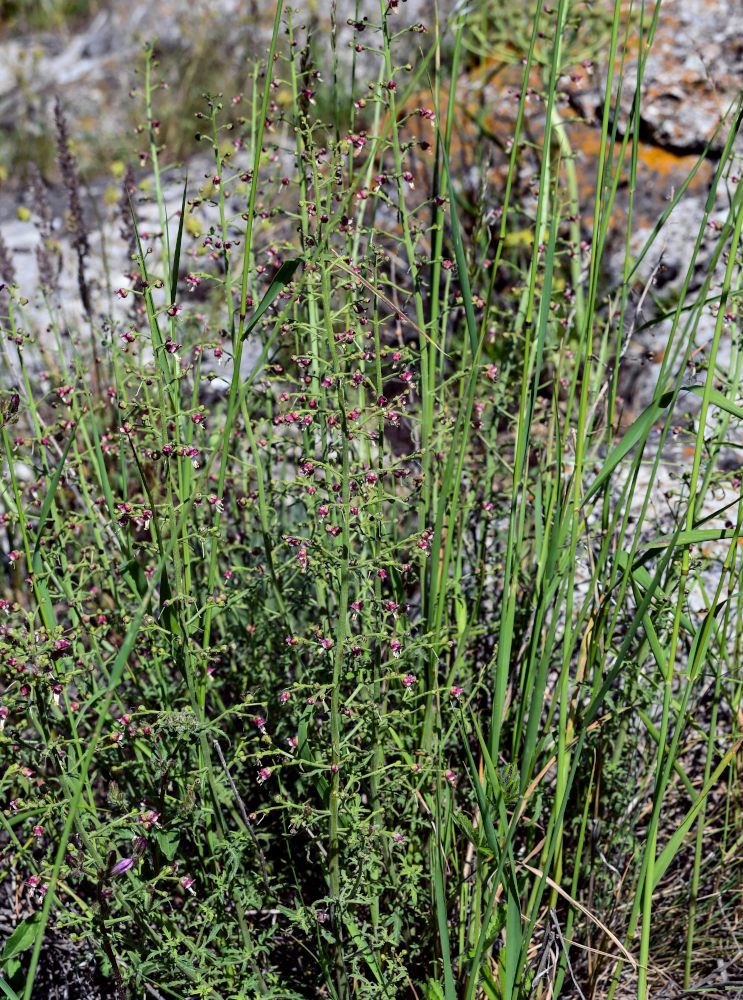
top-left (110, 857), bottom-right (134, 878)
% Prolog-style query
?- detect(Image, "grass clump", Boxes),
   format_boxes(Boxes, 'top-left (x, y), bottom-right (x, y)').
top-left (1, 2), bottom-right (743, 999)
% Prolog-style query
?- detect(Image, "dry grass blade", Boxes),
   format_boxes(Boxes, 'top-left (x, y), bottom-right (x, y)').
top-left (519, 862), bottom-right (639, 972)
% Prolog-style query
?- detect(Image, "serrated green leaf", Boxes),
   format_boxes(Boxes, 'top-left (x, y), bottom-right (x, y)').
top-left (454, 810), bottom-right (483, 850)
top-left (480, 965), bottom-right (501, 1000)
top-left (424, 980), bottom-right (446, 1000)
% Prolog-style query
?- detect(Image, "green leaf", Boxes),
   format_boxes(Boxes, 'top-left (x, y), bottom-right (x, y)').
top-left (584, 384), bottom-right (743, 506)
top-left (653, 737), bottom-right (742, 890)
top-left (687, 597), bottom-right (727, 682)
top-left (1, 913), bottom-right (42, 964)
top-left (640, 527), bottom-right (741, 550)
top-left (0, 972), bottom-right (22, 1000)
top-left (424, 980), bottom-right (446, 1000)
top-left (480, 965), bottom-right (501, 1000)
top-left (240, 258), bottom-right (303, 342)
top-left (169, 179), bottom-right (189, 306)
top-left (122, 557), bottom-right (148, 599)
top-left (702, 384), bottom-right (743, 420)
top-left (156, 829), bottom-right (180, 862)
top-left (454, 810), bottom-right (484, 852)
top-left (158, 565), bottom-right (180, 636)
top-left (583, 389), bottom-right (675, 505)
top-left (433, 835), bottom-right (456, 1000)
top-left (296, 718), bottom-right (329, 803)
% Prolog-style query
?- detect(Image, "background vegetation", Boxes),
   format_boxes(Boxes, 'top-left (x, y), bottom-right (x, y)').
top-left (1, 1), bottom-right (742, 998)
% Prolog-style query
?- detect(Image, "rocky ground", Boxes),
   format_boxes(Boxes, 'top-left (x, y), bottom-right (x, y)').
top-left (0, 866), bottom-right (117, 999)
